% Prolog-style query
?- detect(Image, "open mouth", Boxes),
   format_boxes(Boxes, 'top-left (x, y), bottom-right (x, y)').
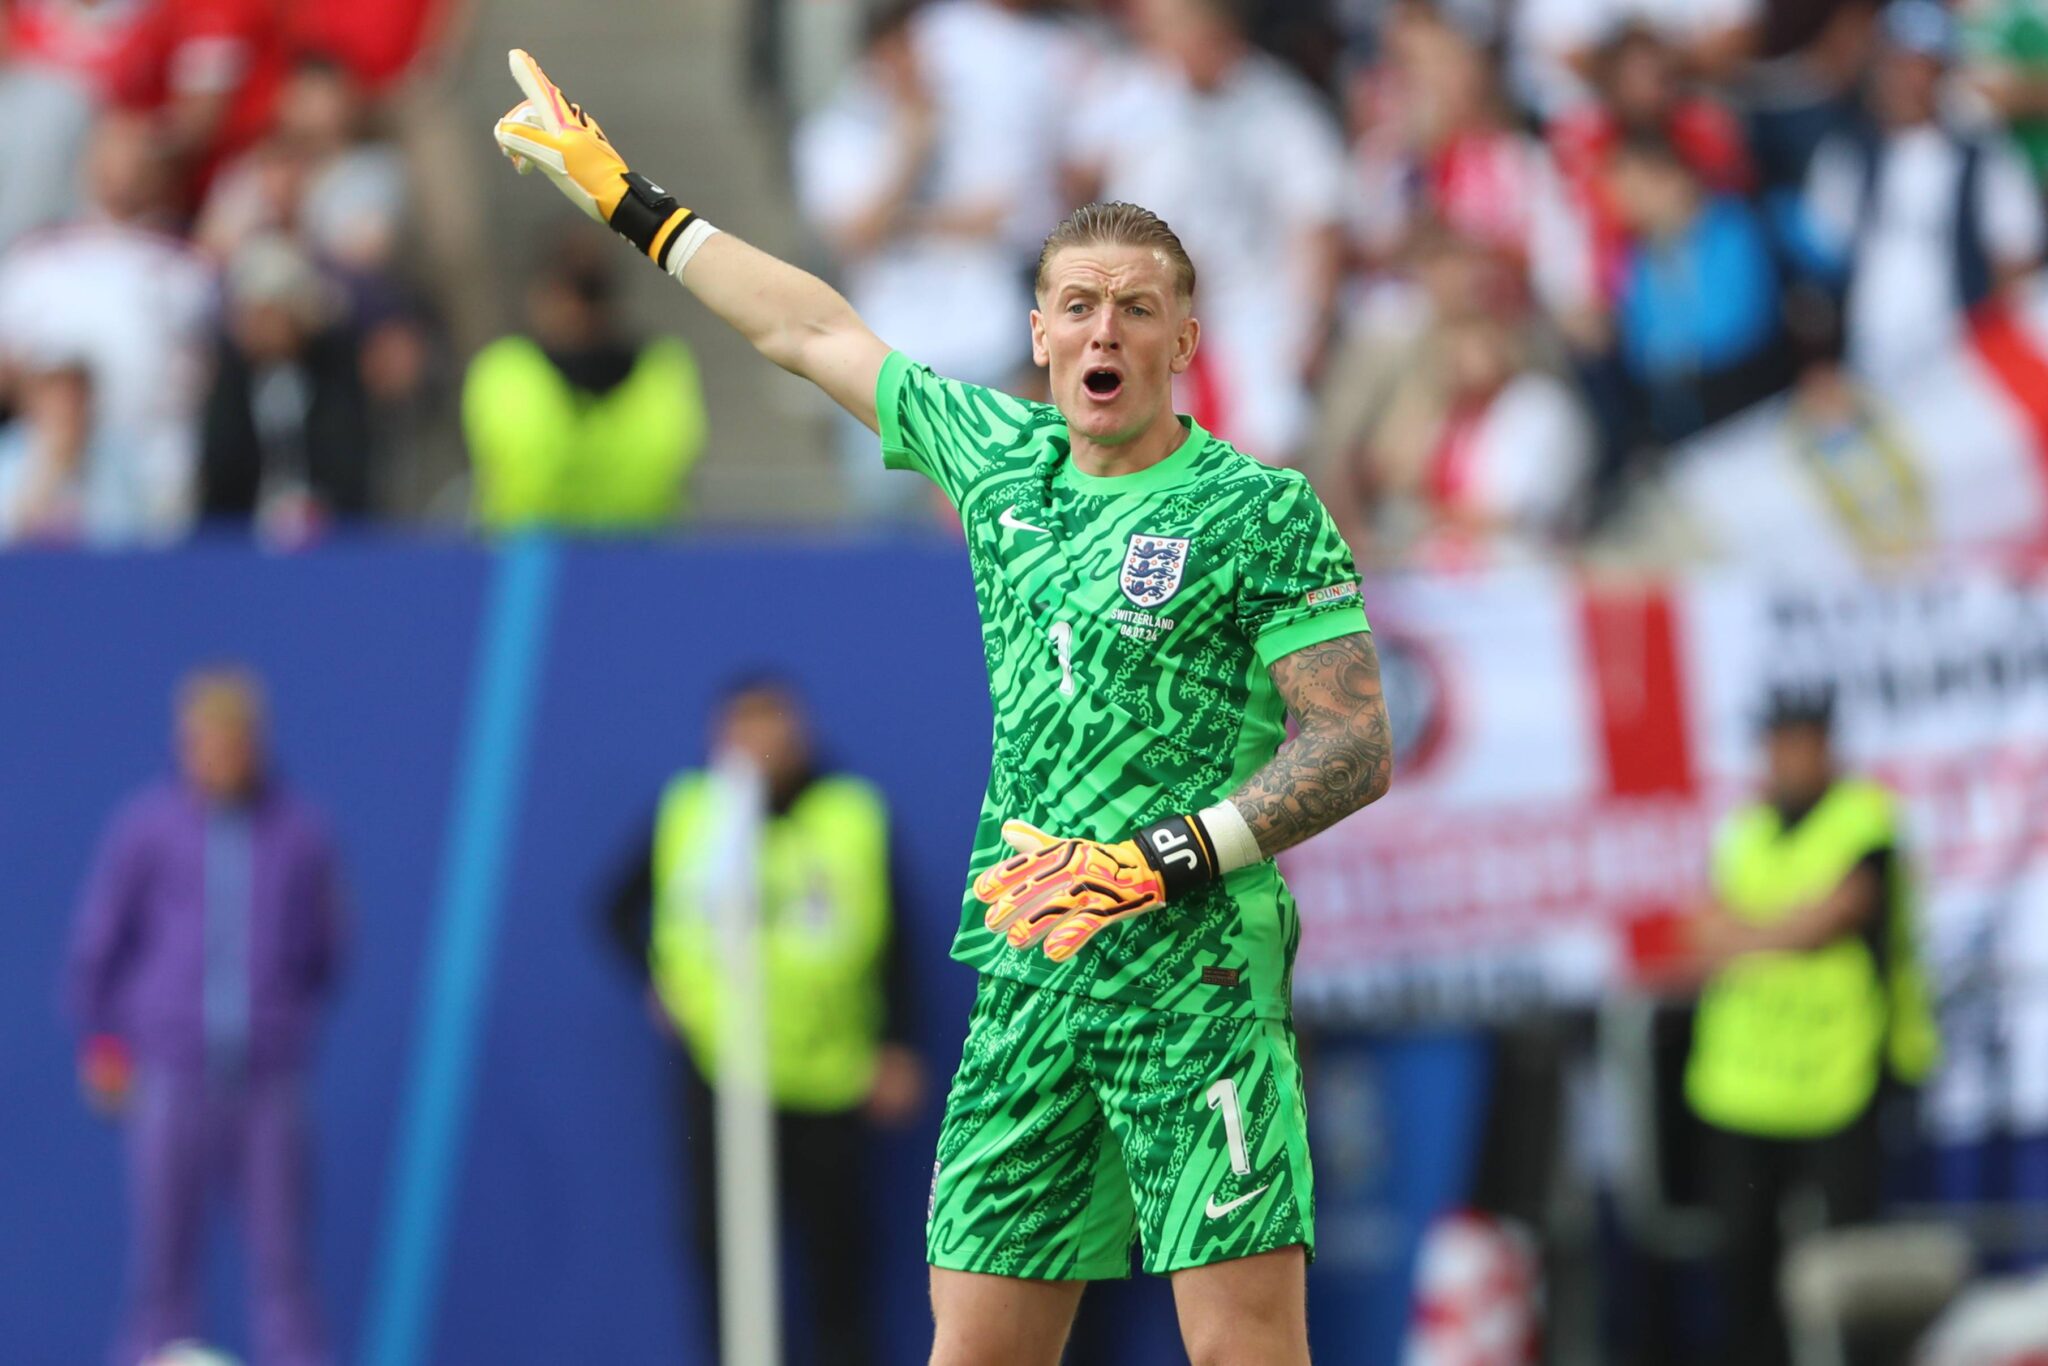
top-left (1083, 367), bottom-right (1124, 401)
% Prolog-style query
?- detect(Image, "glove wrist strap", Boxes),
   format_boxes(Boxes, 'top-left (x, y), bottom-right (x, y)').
top-left (609, 170), bottom-right (693, 266)
top-left (1134, 803), bottom-right (1263, 901)
top-left (1134, 813), bottom-right (1215, 900)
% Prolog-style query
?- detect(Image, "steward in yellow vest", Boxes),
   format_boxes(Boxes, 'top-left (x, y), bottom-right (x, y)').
top-left (650, 768), bottom-right (893, 1110)
top-left (1680, 685), bottom-right (1938, 1366)
top-left (598, 677), bottom-right (922, 1366)
top-left (1687, 775), bottom-right (1938, 1137)
top-left (463, 249), bottom-right (706, 532)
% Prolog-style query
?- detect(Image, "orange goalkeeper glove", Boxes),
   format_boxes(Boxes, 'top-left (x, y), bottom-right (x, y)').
top-left (975, 813), bottom-right (1237, 963)
top-left (493, 48), bottom-right (711, 273)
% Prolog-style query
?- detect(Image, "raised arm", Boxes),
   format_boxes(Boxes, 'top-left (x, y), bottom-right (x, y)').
top-left (492, 49), bottom-right (891, 431)
top-left (676, 234), bottom-right (890, 431)
top-left (1229, 632), bottom-right (1394, 857)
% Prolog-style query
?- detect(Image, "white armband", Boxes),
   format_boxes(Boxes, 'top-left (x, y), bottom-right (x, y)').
top-left (666, 218), bottom-right (721, 281)
top-left (1196, 799), bottom-right (1263, 874)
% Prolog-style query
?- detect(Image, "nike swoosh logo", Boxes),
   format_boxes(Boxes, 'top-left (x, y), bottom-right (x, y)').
top-left (1204, 1185), bottom-right (1270, 1219)
top-left (998, 505), bottom-right (1050, 535)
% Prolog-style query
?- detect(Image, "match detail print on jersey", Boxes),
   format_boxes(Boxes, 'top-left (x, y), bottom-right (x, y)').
top-left (875, 352), bottom-right (1369, 1019)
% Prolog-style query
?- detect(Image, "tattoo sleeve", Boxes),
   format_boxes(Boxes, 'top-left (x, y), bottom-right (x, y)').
top-left (1229, 631), bottom-right (1393, 858)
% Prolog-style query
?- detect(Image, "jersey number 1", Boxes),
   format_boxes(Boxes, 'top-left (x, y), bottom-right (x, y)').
top-left (1047, 622), bottom-right (1075, 697)
top-left (1206, 1077), bottom-right (1253, 1176)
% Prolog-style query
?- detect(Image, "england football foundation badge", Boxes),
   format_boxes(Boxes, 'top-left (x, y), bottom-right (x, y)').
top-left (1121, 534), bottom-right (1190, 608)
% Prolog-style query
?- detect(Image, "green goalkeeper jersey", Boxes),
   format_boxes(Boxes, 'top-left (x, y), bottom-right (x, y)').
top-left (878, 353), bottom-right (1369, 1019)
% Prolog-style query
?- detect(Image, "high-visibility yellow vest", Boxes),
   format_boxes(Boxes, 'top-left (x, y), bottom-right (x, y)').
top-left (463, 334), bottom-right (706, 532)
top-left (1687, 778), bottom-right (1939, 1138)
top-left (650, 772), bottom-right (891, 1113)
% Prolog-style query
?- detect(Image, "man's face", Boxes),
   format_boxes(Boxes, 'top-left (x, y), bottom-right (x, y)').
top-left (1031, 243), bottom-right (1198, 447)
top-left (1607, 38), bottom-right (1675, 127)
top-left (1874, 47), bottom-right (1942, 127)
top-left (278, 67), bottom-right (358, 157)
top-left (1414, 233), bottom-right (1499, 323)
top-left (868, 26), bottom-right (919, 100)
top-left (1765, 723), bottom-right (1833, 805)
top-left (179, 709), bottom-right (263, 801)
top-left (86, 114), bottom-right (166, 222)
top-left (231, 300), bottom-right (305, 364)
top-left (527, 272), bottom-right (608, 351)
top-left (716, 689), bottom-right (810, 794)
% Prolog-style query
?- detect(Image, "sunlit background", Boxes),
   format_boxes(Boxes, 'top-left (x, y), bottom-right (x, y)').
top-left (3, 0), bottom-right (2047, 1360)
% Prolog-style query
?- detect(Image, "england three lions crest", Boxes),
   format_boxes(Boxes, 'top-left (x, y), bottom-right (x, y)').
top-left (1120, 534), bottom-right (1189, 608)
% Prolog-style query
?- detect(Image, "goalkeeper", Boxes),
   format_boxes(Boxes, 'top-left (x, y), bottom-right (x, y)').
top-left (495, 50), bottom-right (1391, 1366)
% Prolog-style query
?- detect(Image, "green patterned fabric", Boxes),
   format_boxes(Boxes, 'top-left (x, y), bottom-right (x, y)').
top-left (927, 974), bottom-right (1314, 1277)
top-left (877, 352), bottom-right (1368, 1020)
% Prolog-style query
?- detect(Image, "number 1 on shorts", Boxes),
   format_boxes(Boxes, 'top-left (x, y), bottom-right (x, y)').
top-left (1206, 1077), bottom-right (1252, 1175)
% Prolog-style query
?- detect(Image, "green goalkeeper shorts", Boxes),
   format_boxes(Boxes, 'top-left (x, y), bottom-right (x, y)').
top-left (926, 974), bottom-right (1314, 1279)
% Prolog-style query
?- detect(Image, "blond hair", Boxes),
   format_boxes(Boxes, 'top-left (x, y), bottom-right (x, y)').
top-left (1034, 202), bottom-right (1197, 303)
top-left (177, 665), bottom-right (268, 735)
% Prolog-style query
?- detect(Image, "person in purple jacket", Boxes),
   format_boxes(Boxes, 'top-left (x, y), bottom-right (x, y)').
top-left (68, 666), bottom-right (346, 1366)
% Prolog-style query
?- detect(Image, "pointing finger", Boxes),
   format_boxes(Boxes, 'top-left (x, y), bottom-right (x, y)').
top-left (508, 48), bottom-right (570, 134)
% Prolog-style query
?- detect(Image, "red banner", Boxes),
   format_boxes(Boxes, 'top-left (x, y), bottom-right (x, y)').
top-left (1288, 567), bottom-right (2048, 1138)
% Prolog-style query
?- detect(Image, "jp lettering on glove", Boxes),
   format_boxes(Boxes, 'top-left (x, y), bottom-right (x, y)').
top-left (974, 803), bottom-right (1262, 963)
top-left (492, 48), bottom-right (720, 277)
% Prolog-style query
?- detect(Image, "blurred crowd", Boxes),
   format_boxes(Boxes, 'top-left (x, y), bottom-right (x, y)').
top-left (0, 0), bottom-right (474, 546)
top-left (3, 0), bottom-right (2046, 561)
top-left (786, 0), bottom-right (2048, 559)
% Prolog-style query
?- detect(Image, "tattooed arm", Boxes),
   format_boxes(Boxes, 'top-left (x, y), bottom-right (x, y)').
top-left (1229, 632), bottom-right (1393, 857)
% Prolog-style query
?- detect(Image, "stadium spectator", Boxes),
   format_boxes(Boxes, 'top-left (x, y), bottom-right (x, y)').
top-left (905, 0), bottom-right (1091, 277)
top-left (793, 0), bottom-right (1032, 521)
top-left (1325, 313), bottom-right (1592, 569)
top-left (463, 239), bottom-right (706, 533)
top-left (1608, 132), bottom-right (1788, 446)
top-left (1802, 0), bottom-right (2045, 391)
top-left (1339, 1), bottom-right (1590, 392)
top-left (1348, 5), bottom-right (1558, 286)
top-left (602, 675), bottom-right (925, 1366)
top-left (0, 112), bottom-right (213, 541)
top-left (195, 52), bottom-right (433, 421)
top-left (1071, 0), bottom-right (1347, 462)
top-left (1743, 0), bottom-right (1883, 193)
top-left (1314, 226), bottom-right (1592, 566)
top-left (1675, 684), bottom-right (1938, 1366)
top-left (103, 0), bottom-right (292, 207)
top-left (196, 54), bottom-right (408, 278)
top-left (1963, 0), bottom-right (2048, 192)
top-left (1547, 24), bottom-right (1755, 314)
top-left (1512, 0), bottom-right (1761, 118)
top-left (197, 234), bottom-right (376, 539)
top-left (287, 0), bottom-right (459, 96)
top-left (67, 666), bottom-right (345, 1366)
top-left (1338, 0), bottom-right (1453, 321)
top-left (0, 0), bottom-right (147, 249)
top-left (0, 352), bottom-right (135, 545)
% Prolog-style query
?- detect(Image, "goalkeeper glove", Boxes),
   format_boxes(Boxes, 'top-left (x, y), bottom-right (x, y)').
top-left (975, 809), bottom-right (1256, 963)
top-left (492, 48), bottom-right (716, 274)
